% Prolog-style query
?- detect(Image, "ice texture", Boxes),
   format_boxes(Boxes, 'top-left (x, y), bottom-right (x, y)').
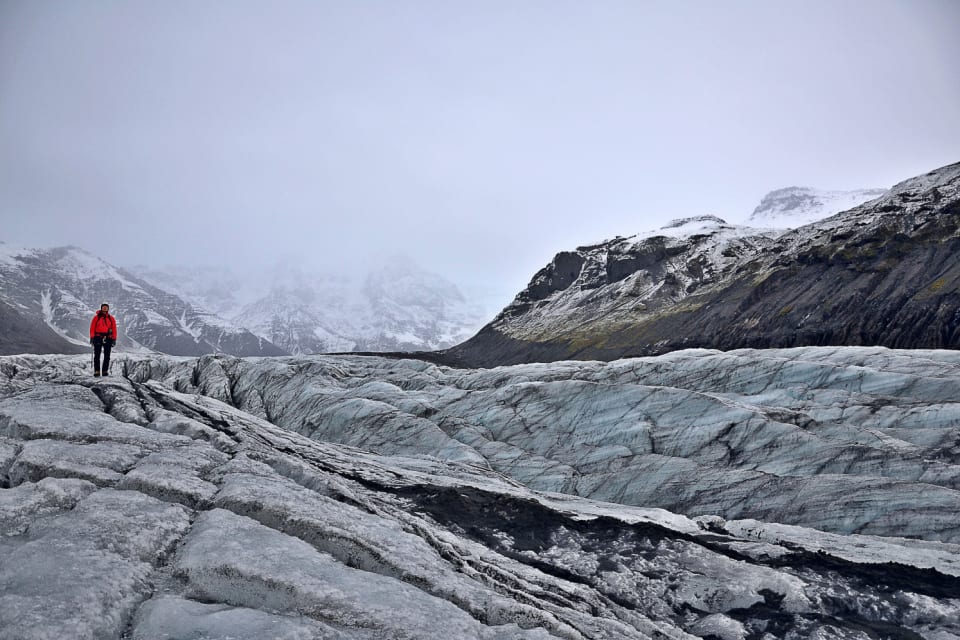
top-left (0, 349), bottom-right (958, 639)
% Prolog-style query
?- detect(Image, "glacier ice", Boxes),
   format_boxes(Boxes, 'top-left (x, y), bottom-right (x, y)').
top-left (0, 348), bottom-right (958, 639)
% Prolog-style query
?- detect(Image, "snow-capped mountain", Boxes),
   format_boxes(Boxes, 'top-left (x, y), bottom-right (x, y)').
top-left (0, 244), bottom-right (286, 356)
top-left (445, 161), bottom-right (960, 367)
top-left (134, 256), bottom-right (494, 355)
top-left (2, 348), bottom-right (958, 638)
top-left (746, 186), bottom-right (887, 228)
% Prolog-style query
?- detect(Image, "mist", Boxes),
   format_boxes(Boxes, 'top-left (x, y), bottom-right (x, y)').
top-left (2, 0), bottom-right (959, 299)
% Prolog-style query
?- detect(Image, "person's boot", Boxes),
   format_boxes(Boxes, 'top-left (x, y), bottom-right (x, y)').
top-left (94, 369), bottom-right (101, 377)
top-left (102, 371), bottom-right (109, 377)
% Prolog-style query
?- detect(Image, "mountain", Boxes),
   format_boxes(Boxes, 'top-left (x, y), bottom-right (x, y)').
top-left (444, 162), bottom-right (960, 367)
top-left (747, 186), bottom-right (887, 228)
top-left (2, 349), bottom-right (958, 638)
top-left (0, 244), bottom-right (286, 357)
top-left (134, 256), bottom-right (493, 355)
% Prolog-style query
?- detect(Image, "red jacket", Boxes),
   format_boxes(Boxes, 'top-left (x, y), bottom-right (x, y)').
top-left (89, 311), bottom-right (118, 340)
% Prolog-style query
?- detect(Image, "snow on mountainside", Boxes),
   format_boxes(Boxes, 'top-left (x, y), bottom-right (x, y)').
top-left (134, 256), bottom-right (493, 355)
top-left (1, 348), bottom-right (959, 638)
top-left (445, 161), bottom-right (960, 367)
top-left (0, 244), bottom-right (285, 357)
top-left (746, 186), bottom-right (887, 229)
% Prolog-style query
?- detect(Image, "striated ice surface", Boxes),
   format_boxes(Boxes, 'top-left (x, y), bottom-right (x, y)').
top-left (113, 346), bottom-right (960, 542)
top-left (0, 348), bottom-right (958, 638)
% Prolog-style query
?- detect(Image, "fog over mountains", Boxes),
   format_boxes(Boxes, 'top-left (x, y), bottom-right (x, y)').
top-left (132, 256), bottom-right (496, 356)
top-left (0, 247), bottom-right (495, 358)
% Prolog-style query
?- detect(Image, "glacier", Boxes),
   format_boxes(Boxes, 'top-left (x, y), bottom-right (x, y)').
top-left (1, 348), bottom-right (959, 639)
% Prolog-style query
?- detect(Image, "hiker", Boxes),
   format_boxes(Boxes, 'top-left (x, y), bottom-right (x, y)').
top-left (89, 303), bottom-right (118, 377)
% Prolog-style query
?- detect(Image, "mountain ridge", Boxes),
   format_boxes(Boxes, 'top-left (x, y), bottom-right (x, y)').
top-left (441, 161), bottom-right (960, 367)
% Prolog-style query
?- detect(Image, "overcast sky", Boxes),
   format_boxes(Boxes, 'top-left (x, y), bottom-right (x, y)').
top-left (2, 1), bottom-right (958, 297)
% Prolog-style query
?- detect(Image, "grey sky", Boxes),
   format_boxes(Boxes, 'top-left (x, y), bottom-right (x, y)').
top-left (2, 1), bottom-right (958, 297)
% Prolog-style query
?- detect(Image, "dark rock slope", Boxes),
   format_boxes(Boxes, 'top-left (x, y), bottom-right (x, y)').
top-left (0, 300), bottom-right (86, 355)
top-left (444, 162), bottom-right (960, 367)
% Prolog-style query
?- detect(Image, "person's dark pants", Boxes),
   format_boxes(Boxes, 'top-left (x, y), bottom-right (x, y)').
top-left (92, 336), bottom-right (113, 374)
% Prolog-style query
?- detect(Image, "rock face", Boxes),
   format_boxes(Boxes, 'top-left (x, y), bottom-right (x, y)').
top-left (444, 162), bottom-right (960, 367)
top-left (1, 348), bottom-right (959, 638)
top-left (0, 244), bottom-right (286, 356)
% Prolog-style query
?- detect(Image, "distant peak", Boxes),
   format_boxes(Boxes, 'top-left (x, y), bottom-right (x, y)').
top-left (51, 244), bottom-right (93, 256)
top-left (761, 186), bottom-right (813, 197)
top-left (662, 215), bottom-right (728, 229)
top-left (751, 188), bottom-right (819, 214)
top-left (748, 185), bottom-right (887, 229)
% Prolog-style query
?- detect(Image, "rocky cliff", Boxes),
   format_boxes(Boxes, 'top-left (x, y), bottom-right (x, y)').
top-left (444, 162), bottom-right (960, 367)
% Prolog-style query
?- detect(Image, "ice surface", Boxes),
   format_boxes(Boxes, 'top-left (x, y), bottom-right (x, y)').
top-left (0, 350), bottom-right (958, 638)
top-left (116, 347), bottom-right (960, 541)
top-left (177, 509), bottom-right (555, 640)
top-left (0, 477), bottom-right (95, 536)
top-left (0, 489), bottom-right (190, 640)
top-left (132, 595), bottom-right (346, 640)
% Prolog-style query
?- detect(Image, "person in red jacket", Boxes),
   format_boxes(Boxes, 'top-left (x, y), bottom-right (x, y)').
top-left (89, 303), bottom-right (118, 377)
